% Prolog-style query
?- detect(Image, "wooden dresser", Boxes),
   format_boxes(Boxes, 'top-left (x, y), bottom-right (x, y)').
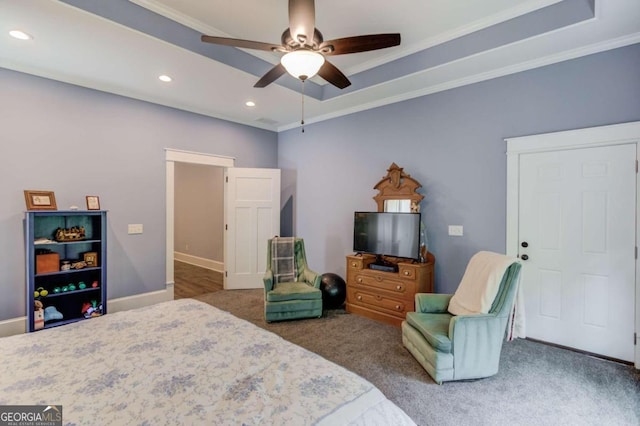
top-left (345, 253), bottom-right (434, 326)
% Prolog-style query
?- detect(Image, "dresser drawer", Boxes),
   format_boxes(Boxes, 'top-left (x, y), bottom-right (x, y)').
top-left (352, 273), bottom-right (414, 296)
top-left (348, 288), bottom-right (407, 315)
top-left (398, 266), bottom-right (418, 280)
top-left (348, 257), bottom-right (364, 270)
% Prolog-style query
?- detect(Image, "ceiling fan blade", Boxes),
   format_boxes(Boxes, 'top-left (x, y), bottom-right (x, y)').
top-left (289, 0), bottom-right (315, 46)
top-left (320, 34), bottom-right (401, 56)
top-left (317, 60), bottom-right (351, 89)
top-left (201, 35), bottom-right (282, 52)
top-left (254, 63), bottom-right (287, 88)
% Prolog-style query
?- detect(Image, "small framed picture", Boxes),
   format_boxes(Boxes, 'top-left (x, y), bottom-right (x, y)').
top-left (86, 196), bottom-right (100, 210)
top-left (83, 251), bottom-right (98, 267)
top-left (24, 190), bottom-right (57, 210)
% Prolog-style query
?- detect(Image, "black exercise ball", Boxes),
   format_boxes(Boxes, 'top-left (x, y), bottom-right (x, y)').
top-left (320, 273), bottom-right (346, 309)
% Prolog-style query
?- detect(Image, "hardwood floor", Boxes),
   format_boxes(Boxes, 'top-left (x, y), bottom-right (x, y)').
top-left (174, 261), bottom-right (224, 299)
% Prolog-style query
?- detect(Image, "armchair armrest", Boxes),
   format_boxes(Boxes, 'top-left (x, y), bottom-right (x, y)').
top-left (263, 269), bottom-right (274, 292)
top-left (302, 267), bottom-right (321, 288)
top-left (415, 293), bottom-right (453, 313)
top-left (449, 313), bottom-right (506, 373)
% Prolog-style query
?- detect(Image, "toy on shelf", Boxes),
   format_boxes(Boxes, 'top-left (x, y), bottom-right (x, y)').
top-left (34, 300), bottom-right (45, 330)
top-left (82, 300), bottom-right (102, 319)
top-left (54, 226), bottom-right (86, 242)
top-left (44, 306), bottom-right (63, 322)
top-left (34, 287), bottom-right (48, 298)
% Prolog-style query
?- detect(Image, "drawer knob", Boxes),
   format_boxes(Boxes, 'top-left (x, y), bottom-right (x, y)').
top-left (404, 271), bottom-right (410, 276)
top-left (395, 305), bottom-right (401, 310)
top-left (357, 278), bottom-right (362, 283)
top-left (396, 285), bottom-right (402, 290)
top-left (352, 262), bottom-right (357, 267)
top-left (357, 295), bottom-right (362, 301)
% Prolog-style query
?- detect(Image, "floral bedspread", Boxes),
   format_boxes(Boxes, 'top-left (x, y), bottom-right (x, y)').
top-left (0, 299), bottom-right (415, 425)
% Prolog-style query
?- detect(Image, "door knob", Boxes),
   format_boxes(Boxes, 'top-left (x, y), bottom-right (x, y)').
top-left (521, 254), bottom-right (529, 260)
top-left (521, 242), bottom-right (529, 248)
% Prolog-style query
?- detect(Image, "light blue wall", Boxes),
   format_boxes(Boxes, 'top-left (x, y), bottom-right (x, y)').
top-left (3, 44), bottom-right (639, 321)
top-left (278, 44), bottom-right (640, 293)
top-left (0, 68), bottom-right (277, 321)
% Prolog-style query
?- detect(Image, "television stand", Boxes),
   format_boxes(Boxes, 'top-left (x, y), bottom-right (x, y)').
top-left (346, 252), bottom-right (435, 326)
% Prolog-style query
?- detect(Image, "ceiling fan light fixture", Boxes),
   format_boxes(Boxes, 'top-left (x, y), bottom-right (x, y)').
top-left (280, 50), bottom-right (324, 81)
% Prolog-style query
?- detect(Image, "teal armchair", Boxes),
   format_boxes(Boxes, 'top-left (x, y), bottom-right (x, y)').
top-left (263, 237), bottom-right (323, 322)
top-left (402, 261), bottom-right (521, 384)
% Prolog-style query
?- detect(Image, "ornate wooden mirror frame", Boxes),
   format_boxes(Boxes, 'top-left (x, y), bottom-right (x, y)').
top-left (373, 163), bottom-right (424, 213)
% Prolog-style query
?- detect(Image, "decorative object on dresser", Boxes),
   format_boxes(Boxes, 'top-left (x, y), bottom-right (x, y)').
top-left (346, 163), bottom-right (435, 326)
top-left (25, 210), bottom-right (107, 332)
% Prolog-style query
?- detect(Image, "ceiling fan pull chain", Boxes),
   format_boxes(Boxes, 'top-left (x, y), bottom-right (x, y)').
top-left (301, 79), bottom-right (305, 133)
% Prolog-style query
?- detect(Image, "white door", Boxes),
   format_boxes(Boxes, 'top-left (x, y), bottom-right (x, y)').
top-left (224, 168), bottom-right (280, 289)
top-left (519, 144), bottom-right (636, 361)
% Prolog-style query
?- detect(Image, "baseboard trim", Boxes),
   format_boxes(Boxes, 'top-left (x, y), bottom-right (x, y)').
top-left (0, 284), bottom-right (175, 338)
top-left (174, 252), bottom-right (224, 272)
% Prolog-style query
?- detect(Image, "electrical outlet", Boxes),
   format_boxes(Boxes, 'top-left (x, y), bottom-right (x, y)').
top-left (448, 225), bottom-right (463, 236)
top-left (128, 224), bottom-right (143, 234)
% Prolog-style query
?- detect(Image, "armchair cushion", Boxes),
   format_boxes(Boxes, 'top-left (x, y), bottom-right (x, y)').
top-left (267, 282), bottom-right (322, 302)
top-left (406, 312), bottom-right (453, 353)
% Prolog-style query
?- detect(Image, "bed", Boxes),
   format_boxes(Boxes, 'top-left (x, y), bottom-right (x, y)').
top-left (0, 299), bottom-right (415, 425)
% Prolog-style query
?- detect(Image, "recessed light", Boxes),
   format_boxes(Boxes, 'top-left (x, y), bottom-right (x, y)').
top-left (158, 75), bottom-right (172, 82)
top-left (9, 30), bottom-right (32, 40)
top-left (245, 101), bottom-right (256, 107)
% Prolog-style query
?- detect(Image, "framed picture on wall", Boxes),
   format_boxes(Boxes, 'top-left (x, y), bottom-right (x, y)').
top-left (24, 190), bottom-right (57, 210)
top-left (86, 196), bottom-right (100, 210)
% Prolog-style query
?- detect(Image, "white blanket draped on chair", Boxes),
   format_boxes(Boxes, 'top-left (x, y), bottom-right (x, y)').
top-left (447, 251), bottom-right (525, 340)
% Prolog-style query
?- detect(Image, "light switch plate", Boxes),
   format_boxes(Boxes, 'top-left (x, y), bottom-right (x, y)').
top-left (448, 225), bottom-right (463, 236)
top-left (128, 224), bottom-right (143, 234)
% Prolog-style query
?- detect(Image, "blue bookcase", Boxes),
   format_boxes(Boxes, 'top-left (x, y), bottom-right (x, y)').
top-left (25, 210), bottom-right (107, 332)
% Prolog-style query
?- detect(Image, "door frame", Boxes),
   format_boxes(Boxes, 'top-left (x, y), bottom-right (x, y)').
top-left (505, 121), bottom-right (640, 368)
top-left (165, 148), bottom-right (235, 297)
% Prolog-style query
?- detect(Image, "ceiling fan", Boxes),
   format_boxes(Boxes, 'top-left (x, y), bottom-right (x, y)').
top-left (201, 0), bottom-right (401, 89)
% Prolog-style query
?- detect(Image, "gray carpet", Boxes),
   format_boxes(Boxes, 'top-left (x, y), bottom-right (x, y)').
top-left (194, 289), bottom-right (640, 426)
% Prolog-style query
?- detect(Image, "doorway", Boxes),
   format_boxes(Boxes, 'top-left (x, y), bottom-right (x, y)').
top-left (173, 162), bottom-right (225, 299)
top-left (506, 121), bottom-right (640, 367)
top-left (165, 149), bottom-right (235, 298)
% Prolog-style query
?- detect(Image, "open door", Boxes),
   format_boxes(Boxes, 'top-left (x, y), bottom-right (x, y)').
top-left (224, 168), bottom-right (280, 289)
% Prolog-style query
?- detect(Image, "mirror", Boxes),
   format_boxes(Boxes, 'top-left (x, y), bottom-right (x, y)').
top-left (383, 199), bottom-right (412, 213)
top-left (373, 163), bottom-right (424, 212)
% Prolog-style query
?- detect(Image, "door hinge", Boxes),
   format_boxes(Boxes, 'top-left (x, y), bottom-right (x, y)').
top-left (225, 271), bottom-right (228, 277)
top-left (636, 160), bottom-right (638, 173)
top-left (226, 176), bottom-right (228, 183)
top-left (635, 332), bottom-right (637, 346)
top-left (225, 224), bottom-right (228, 230)
top-left (636, 246), bottom-right (638, 259)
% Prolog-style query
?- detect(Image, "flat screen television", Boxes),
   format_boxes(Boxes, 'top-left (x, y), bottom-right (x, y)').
top-left (353, 212), bottom-right (421, 260)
